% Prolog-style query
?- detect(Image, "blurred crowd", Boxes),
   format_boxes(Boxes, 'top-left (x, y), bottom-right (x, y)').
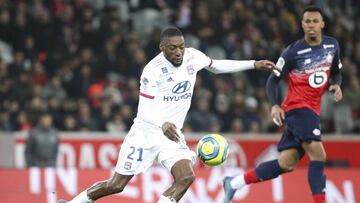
top-left (0, 0), bottom-right (360, 134)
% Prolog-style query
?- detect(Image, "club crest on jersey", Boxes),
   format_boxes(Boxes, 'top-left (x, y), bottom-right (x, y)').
top-left (187, 65), bottom-right (194, 75)
top-left (142, 77), bottom-right (149, 85)
top-left (124, 161), bottom-right (132, 170)
top-left (162, 67), bottom-right (168, 74)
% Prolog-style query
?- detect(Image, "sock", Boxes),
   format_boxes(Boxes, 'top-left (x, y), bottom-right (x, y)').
top-left (255, 159), bottom-right (283, 182)
top-left (69, 190), bottom-right (94, 203)
top-left (230, 168), bottom-right (258, 189)
top-left (230, 173), bottom-right (246, 189)
top-left (313, 194), bottom-right (325, 203)
top-left (230, 160), bottom-right (282, 189)
top-left (308, 161), bottom-right (326, 203)
top-left (157, 195), bottom-right (177, 203)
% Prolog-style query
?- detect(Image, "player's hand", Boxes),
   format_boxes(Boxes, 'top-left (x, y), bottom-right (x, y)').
top-left (161, 122), bottom-right (180, 142)
top-left (254, 60), bottom-right (279, 72)
top-left (271, 105), bottom-right (285, 126)
top-left (329, 84), bottom-right (343, 102)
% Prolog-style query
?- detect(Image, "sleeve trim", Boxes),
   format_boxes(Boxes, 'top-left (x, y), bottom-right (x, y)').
top-left (140, 92), bottom-right (155, 99)
top-left (208, 58), bottom-right (213, 67)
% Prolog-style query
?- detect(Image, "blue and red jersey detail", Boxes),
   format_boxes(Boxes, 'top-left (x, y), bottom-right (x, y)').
top-left (279, 36), bottom-right (341, 115)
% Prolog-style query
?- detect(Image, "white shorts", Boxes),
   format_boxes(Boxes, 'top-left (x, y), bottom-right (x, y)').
top-left (115, 123), bottom-right (196, 175)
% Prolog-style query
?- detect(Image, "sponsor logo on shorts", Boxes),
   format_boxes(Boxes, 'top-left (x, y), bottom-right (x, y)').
top-left (124, 161), bottom-right (132, 170)
top-left (313, 128), bottom-right (321, 136)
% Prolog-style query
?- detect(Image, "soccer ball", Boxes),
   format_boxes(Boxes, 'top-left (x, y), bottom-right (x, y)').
top-left (196, 134), bottom-right (230, 166)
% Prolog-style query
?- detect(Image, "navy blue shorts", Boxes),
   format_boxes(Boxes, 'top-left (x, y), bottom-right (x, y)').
top-left (278, 108), bottom-right (321, 158)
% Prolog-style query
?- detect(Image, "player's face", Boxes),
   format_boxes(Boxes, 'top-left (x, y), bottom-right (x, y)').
top-left (302, 11), bottom-right (324, 41)
top-left (160, 36), bottom-right (185, 67)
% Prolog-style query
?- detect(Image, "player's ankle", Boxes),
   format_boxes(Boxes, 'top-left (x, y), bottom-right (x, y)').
top-left (157, 195), bottom-right (177, 203)
top-left (230, 174), bottom-right (246, 189)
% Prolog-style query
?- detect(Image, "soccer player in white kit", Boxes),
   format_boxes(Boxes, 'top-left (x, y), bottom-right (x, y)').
top-left (58, 27), bottom-right (277, 203)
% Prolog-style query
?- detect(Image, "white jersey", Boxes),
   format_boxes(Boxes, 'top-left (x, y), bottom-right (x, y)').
top-left (133, 47), bottom-right (212, 130)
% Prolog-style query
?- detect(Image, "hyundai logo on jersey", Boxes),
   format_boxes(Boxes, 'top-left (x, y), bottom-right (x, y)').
top-left (172, 81), bottom-right (191, 94)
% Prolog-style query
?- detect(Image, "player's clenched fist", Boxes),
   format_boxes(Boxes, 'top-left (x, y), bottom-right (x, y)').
top-left (254, 60), bottom-right (278, 71)
top-left (271, 105), bottom-right (285, 126)
top-left (329, 84), bottom-right (342, 102)
top-left (161, 121), bottom-right (180, 142)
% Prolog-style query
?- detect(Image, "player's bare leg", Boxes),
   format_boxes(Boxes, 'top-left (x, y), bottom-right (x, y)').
top-left (223, 148), bottom-right (300, 203)
top-left (160, 159), bottom-right (195, 202)
top-left (60, 172), bottom-right (133, 203)
top-left (278, 148), bottom-right (300, 172)
top-left (302, 141), bottom-right (327, 203)
top-left (87, 172), bottom-right (133, 200)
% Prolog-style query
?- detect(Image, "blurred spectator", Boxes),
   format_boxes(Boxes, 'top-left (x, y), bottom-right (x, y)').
top-left (239, 96), bottom-right (261, 132)
top-left (16, 111), bottom-right (32, 132)
top-left (62, 115), bottom-right (78, 131)
top-left (25, 113), bottom-right (59, 167)
top-left (77, 102), bottom-right (98, 131)
top-left (187, 97), bottom-right (220, 132)
top-left (42, 76), bottom-right (67, 102)
top-left (106, 114), bottom-right (126, 133)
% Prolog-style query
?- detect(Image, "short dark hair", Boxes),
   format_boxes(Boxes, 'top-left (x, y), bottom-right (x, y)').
top-left (303, 5), bottom-right (324, 18)
top-left (160, 27), bottom-right (183, 42)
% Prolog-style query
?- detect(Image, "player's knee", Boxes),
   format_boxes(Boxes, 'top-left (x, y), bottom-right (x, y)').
top-left (310, 150), bottom-right (326, 162)
top-left (278, 159), bottom-right (297, 172)
top-left (106, 179), bottom-right (125, 193)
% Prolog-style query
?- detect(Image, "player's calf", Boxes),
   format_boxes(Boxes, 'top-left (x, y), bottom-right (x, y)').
top-left (308, 161), bottom-right (326, 203)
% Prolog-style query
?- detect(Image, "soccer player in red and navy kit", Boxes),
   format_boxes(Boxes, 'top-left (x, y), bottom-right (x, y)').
top-left (223, 6), bottom-right (343, 203)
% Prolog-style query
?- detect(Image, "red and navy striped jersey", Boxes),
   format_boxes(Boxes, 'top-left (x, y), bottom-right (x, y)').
top-left (276, 36), bottom-right (342, 115)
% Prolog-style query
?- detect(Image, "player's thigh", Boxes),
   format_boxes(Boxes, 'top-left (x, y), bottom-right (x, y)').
top-left (278, 148), bottom-right (300, 171)
top-left (302, 141), bottom-right (326, 161)
top-left (157, 139), bottom-right (196, 173)
top-left (115, 127), bottom-right (159, 175)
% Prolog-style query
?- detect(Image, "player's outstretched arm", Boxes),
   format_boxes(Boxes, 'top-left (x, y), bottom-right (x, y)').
top-left (254, 60), bottom-right (278, 71)
top-left (206, 59), bottom-right (278, 74)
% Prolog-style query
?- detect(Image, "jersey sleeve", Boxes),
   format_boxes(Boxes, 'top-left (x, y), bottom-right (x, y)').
top-left (329, 39), bottom-right (343, 85)
top-left (189, 48), bottom-right (212, 71)
top-left (275, 45), bottom-right (294, 78)
top-left (139, 67), bottom-right (157, 99)
top-left (138, 67), bottom-right (164, 128)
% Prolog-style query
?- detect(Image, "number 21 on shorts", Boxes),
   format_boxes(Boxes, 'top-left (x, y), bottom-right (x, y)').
top-left (127, 146), bottom-right (144, 161)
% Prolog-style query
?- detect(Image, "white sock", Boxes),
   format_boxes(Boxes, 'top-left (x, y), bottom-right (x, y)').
top-left (230, 174), bottom-right (246, 189)
top-left (69, 190), bottom-right (94, 203)
top-left (157, 195), bottom-right (177, 203)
